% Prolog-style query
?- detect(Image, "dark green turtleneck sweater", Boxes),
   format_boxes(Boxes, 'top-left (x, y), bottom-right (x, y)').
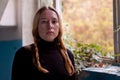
top-left (12, 39), bottom-right (75, 80)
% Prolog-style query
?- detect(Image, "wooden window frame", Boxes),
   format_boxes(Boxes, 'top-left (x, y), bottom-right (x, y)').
top-left (113, 0), bottom-right (120, 62)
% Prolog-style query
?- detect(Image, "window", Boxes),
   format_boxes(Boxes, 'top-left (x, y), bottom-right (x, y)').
top-left (62, 0), bottom-right (114, 57)
top-left (53, 0), bottom-right (120, 63)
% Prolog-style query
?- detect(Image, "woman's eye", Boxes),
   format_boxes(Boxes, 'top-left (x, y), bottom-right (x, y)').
top-left (40, 20), bottom-right (47, 24)
top-left (52, 20), bottom-right (57, 24)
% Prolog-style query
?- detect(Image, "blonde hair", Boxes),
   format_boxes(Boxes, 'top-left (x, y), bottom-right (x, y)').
top-left (32, 6), bottom-right (74, 76)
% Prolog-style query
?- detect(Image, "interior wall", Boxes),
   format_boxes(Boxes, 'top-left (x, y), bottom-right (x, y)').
top-left (0, 0), bottom-right (22, 80)
top-left (0, 40), bottom-right (22, 80)
top-left (0, 0), bottom-right (9, 21)
top-left (0, 0), bottom-right (37, 80)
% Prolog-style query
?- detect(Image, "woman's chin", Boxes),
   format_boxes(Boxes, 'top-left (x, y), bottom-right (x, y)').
top-left (45, 37), bottom-right (55, 42)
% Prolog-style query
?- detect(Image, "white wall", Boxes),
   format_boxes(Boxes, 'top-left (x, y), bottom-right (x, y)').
top-left (21, 0), bottom-right (39, 46)
top-left (0, 0), bottom-right (21, 41)
top-left (0, 0), bottom-right (16, 26)
top-left (0, 0), bottom-right (38, 44)
top-left (0, 0), bottom-right (9, 21)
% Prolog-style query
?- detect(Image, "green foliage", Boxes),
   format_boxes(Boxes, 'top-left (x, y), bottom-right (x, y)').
top-left (72, 42), bottom-right (105, 72)
top-left (62, 21), bottom-right (109, 73)
top-left (63, 33), bottom-right (107, 72)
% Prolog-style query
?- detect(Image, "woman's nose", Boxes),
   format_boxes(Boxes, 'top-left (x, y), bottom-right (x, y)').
top-left (48, 21), bottom-right (53, 29)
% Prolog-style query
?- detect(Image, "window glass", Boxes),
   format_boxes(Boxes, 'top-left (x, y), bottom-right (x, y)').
top-left (62, 0), bottom-right (113, 55)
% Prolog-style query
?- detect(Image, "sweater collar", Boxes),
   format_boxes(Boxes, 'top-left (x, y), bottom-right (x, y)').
top-left (37, 38), bottom-right (58, 50)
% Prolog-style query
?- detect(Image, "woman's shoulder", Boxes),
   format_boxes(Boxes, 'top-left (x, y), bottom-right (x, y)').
top-left (66, 49), bottom-right (74, 59)
top-left (12, 44), bottom-right (35, 68)
top-left (17, 44), bottom-right (34, 52)
top-left (66, 48), bottom-right (75, 66)
top-left (67, 48), bottom-right (74, 55)
top-left (14, 44), bottom-right (35, 58)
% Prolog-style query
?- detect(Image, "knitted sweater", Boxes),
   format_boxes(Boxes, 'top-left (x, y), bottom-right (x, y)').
top-left (12, 39), bottom-right (75, 80)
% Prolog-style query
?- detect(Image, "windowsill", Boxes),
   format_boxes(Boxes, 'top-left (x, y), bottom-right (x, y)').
top-left (0, 25), bottom-right (16, 28)
top-left (82, 64), bottom-right (120, 76)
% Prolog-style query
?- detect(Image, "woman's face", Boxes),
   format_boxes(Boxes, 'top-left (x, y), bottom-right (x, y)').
top-left (38, 9), bottom-right (59, 42)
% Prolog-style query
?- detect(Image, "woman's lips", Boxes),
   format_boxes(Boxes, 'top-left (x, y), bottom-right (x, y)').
top-left (47, 29), bottom-right (54, 34)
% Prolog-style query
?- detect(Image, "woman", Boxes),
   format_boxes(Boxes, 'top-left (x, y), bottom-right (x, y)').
top-left (12, 6), bottom-right (75, 80)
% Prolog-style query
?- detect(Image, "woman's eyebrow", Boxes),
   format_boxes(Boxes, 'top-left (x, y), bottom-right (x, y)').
top-left (40, 17), bottom-right (58, 20)
top-left (40, 18), bottom-right (47, 20)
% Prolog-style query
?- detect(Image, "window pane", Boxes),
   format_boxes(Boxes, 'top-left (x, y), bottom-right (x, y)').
top-left (62, 0), bottom-right (113, 54)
